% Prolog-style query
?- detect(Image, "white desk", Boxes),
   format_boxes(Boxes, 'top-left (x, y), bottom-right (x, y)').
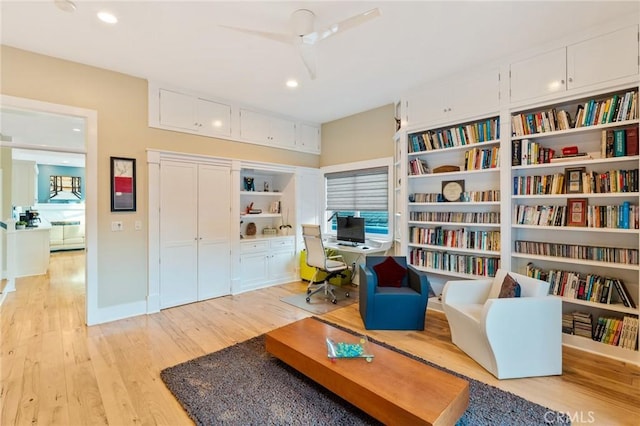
top-left (323, 238), bottom-right (392, 284)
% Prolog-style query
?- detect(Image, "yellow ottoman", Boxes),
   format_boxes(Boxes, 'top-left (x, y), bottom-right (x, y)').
top-left (300, 250), bottom-right (352, 285)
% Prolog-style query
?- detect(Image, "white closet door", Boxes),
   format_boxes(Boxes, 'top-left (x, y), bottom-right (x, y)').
top-left (160, 160), bottom-right (198, 308)
top-left (197, 164), bottom-right (231, 300)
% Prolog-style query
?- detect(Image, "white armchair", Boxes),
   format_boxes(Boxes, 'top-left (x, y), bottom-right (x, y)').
top-left (442, 269), bottom-right (562, 379)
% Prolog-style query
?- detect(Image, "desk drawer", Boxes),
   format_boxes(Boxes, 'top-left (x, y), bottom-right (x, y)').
top-left (240, 240), bottom-right (269, 253)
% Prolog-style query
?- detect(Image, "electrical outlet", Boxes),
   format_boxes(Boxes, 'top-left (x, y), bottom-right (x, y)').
top-left (111, 221), bottom-right (123, 231)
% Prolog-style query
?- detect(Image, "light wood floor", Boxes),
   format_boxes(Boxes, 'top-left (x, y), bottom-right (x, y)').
top-left (1, 251), bottom-right (639, 426)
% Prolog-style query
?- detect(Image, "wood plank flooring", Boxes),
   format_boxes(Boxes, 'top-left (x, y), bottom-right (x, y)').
top-left (1, 251), bottom-right (639, 425)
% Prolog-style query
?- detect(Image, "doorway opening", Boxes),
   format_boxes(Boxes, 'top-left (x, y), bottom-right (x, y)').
top-left (0, 95), bottom-right (97, 324)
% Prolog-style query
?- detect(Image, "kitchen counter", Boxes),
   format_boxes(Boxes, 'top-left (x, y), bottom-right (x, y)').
top-left (14, 224), bottom-right (51, 277)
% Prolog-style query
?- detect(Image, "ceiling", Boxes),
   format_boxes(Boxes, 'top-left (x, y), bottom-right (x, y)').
top-left (2, 1), bottom-right (639, 126)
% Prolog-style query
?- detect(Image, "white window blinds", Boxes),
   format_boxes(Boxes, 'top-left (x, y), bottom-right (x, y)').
top-left (325, 167), bottom-right (388, 211)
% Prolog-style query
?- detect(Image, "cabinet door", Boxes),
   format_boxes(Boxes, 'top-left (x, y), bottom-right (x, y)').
top-left (567, 25), bottom-right (639, 91)
top-left (405, 83), bottom-right (448, 127)
top-left (239, 109), bottom-right (270, 143)
top-left (269, 116), bottom-right (296, 148)
top-left (197, 164), bottom-right (231, 300)
top-left (510, 48), bottom-right (566, 103)
top-left (160, 161), bottom-right (199, 308)
top-left (11, 160), bottom-right (37, 208)
top-left (450, 68), bottom-right (500, 120)
top-left (196, 98), bottom-right (232, 137)
top-left (159, 89), bottom-right (197, 130)
top-left (240, 252), bottom-right (269, 290)
top-left (298, 123), bottom-right (321, 153)
top-left (269, 249), bottom-right (295, 282)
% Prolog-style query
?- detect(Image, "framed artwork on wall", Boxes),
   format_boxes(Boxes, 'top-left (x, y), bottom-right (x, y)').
top-left (564, 166), bottom-right (586, 194)
top-left (110, 156), bottom-right (136, 212)
top-left (567, 198), bottom-right (587, 227)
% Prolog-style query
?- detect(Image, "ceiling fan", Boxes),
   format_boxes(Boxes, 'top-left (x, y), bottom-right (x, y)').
top-left (221, 8), bottom-right (381, 80)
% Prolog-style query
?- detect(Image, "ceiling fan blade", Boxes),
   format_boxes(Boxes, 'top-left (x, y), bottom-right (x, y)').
top-left (220, 25), bottom-right (292, 45)
top-left (297, 41), bottom-right (316, 80)
top-left (302, 8), bottom-right (381, 45)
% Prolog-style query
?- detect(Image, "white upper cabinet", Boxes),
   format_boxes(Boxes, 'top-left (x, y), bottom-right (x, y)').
top-left (12, 160), bottom-right (37, 208)
top-left (239, 108), bottom-right (296, 149)
top-left (405, 67), bottom-right (500, 128)
top-left (297, 123), bottom-right (321, 153)
top-left (567, 25), bottom-right (639, 91)
top-left (510, 48), bottom-right (567, 103)
top-left (510, 25), bottom-right (639, 103)
top-left (158, 89), bottom-right (231, 137)
top-left (450, 68), bottom-right (501, 120)
top-left (148, 82), bottom-right (320, 154)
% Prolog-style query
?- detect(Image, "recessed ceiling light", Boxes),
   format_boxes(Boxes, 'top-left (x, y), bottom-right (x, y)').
top-left (97, 11), bottom-right (118, 24)
top-left (286, 79), bottom-right (299, 88)
top-left (54, 0), bottom-right (76, 13)
top-left (72, 128), bottom-right (81, 132)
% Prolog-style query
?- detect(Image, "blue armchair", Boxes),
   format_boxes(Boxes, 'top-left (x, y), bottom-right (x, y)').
top-left (359, 256), bottom-right (430, 330)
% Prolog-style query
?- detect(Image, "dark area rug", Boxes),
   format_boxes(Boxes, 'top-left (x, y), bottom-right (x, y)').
top-left (161, 318), bottom-right (570, 425)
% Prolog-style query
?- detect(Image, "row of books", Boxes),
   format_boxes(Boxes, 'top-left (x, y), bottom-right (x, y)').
top-left (409, 190), bottom-right (500, 203)
top-left (511, 90), bottom-right (638, 137)
top-left (408, 118), bottom-right (500, 153)
top-left (514, 202), bottom-right (639, 229)
top-left (408, 158), bottom-right (430, 175)
top-left (592, 316), bottom-right (638, 350)
top-left (575, 90), bottom-right (638, 128)
top-left (513, 204), bottom-right (567, 227)
top-left (513, 173), bottom-right (565, 195)
top-left (409, 211), bottom-right (500, 224)
top-left (512, 168), bottom-right (639, 195)
top-left (551, 272), bottom-right (635, 308)
top-left (409, 249), bottom-right (500, 277)
top-left (586, 202), bottom-right (638, 229)
top-left (569, 312), bottom-right (594, 340)
top-left (601, 127), bottom-right (639, 158)
top-left (511, 139), bottom-right (556, 166)
top-left (515, 240), bottom-right (639, 265)
top-left (563, 312), bottom-right (638, 351)
top-left (408, 227), bottom-right (500, 251)
top-left (526, 263), bottom-right (636, 308)
top-left (511, 109), bottom-right (572, 136)
top-left (464, 147), bottom-right (500, 170)
top-left (581, 168), bottom-right (639, 194)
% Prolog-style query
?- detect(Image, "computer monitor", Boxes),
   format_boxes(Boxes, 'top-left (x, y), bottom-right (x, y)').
top-left (336, 216), bottom-right (365, 244)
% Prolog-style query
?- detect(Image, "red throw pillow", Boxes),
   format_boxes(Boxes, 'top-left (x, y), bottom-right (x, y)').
top-left (373, 257), bottom-right (406, 288)
top-left (498, 274), bottom-right (522, 298)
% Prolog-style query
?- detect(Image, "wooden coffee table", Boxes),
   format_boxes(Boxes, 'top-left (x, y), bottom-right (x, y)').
top-left (265, 318), bottom-right (469, 426)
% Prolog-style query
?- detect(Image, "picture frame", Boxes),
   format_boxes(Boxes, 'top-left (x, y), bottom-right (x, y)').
top-left (567, 198), bottom-right (587, 227)
top-left (110, 157), bottom-right (136, 212)
top-left (564, 166), bottom-right (586, 194)
top-left (441, 179), bottom-right (465, 202)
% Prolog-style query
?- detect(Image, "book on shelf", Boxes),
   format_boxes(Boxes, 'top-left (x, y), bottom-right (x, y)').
top-left (613, 129), bottom-right (626, 157)
top-left (626, 126), bottom-right (639, 156)
top-left (619, 316), bottom-right (639, 350)
top-left (612, 278), bottom-right (637, 309)
top-left (549, 152), bottom-right (592, 163)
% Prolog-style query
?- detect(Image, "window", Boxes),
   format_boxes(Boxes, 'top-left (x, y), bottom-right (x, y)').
top-left (325, 166), bottom-right (389, 236)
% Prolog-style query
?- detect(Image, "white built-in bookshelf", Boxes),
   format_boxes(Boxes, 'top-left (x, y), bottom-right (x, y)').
top-left (396, 20), bottom-right (640, 363)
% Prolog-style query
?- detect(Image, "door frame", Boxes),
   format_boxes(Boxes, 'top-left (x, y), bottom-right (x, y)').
top-left (146, 149), bottom-right (233, 312)
top-left (0, 95), bottom-right (98, 325)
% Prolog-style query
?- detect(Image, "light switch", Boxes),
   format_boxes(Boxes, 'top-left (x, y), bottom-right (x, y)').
top-left (111, 221), bottom-right (123, 231)
top-left (135, 220), bottom-right (142, 230)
